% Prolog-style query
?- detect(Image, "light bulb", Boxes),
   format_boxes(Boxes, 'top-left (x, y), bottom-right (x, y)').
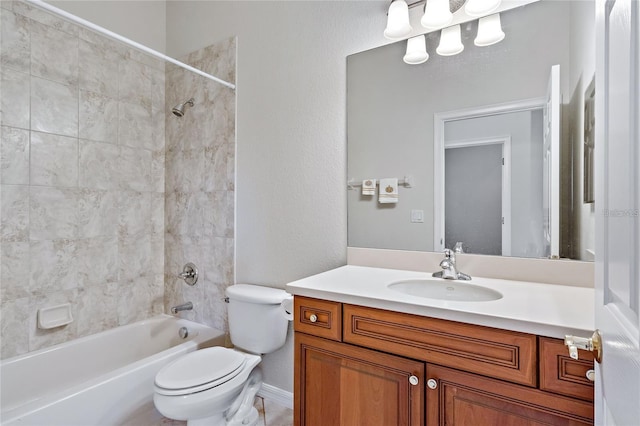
top-left (384, 0), bottom-right (412, 40)
top-left (436, 25), bottom-right (464, 56)
top-left (464, 0), bottom-right (501, 17)
top-left (421, 0), bottom-right (453, 29)
top-left (474, 13), bottom-right (505, 46)
top-left (403, 35), bottom-right (429, 64)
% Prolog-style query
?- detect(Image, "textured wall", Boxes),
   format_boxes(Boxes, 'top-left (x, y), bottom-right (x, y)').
top-left (164, 38), bottom-right (236, 332)
top-left (47, 0), bottom-right (167, 53)
top-left (0, 1), bottom-right (165, 359)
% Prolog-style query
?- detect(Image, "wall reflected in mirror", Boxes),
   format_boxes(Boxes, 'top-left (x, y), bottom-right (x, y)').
top-left (347, 0), bottom-right (595, 261)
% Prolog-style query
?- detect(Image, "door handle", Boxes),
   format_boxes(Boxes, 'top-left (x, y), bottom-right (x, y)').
top-left (564, 330), bottom-right (602, 363)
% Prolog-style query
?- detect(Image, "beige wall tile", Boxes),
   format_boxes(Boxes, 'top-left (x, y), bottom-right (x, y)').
top-left (1, 126), bottom-right (30, 185)
top-left (1, 68), bottom-right (30, 129)
top-left (31, 76), bottom-right (78, 137)
top-left (29, 131), bottom-right (78, 187)
top-left (1, 9), bottom-right (30, 73)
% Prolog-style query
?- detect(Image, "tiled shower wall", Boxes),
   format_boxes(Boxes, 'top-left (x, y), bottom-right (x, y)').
top-left (164, 39), bottom-right (236, 333)
top-left (0, 2), bottom-right (166, 359)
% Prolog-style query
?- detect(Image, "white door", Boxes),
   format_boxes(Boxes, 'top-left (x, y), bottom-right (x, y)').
top-left (594, 0), bottom-right (640, 424)
top-left (542, 64), bottom-right (561, 258)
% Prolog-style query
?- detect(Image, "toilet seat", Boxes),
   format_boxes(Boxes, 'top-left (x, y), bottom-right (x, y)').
top-left (155, 347), bottom-right (247, 396)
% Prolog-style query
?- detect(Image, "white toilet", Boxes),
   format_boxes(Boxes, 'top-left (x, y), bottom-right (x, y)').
top-left (153, 284), bottom-right (293, 426)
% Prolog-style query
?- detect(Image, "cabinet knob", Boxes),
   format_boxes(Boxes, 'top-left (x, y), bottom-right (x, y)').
top-left (586, 369), bottom-right (595, 382)
top-left (309, 314), bottom-right (318, 323)
top-left (427, 378), bottom-right (438, 390)
top-left (409, 375), bottom-right (419, 386)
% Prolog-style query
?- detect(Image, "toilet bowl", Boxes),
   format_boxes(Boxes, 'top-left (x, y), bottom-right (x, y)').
top-left (154, 347), bottom-right (262, 425)
top-left (153, 284), bottom-right (292, 425)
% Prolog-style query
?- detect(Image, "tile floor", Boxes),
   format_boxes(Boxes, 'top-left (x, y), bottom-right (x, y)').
top-left (126, 397), bottom-right (293, 426)
top-left (256, 397), bottom-right (295, 426)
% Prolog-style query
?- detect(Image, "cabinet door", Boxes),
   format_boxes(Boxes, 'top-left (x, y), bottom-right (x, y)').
top-left (295, 332), bottom-right (424, 426)
top-left (426, 364), bottom-right (593, 426)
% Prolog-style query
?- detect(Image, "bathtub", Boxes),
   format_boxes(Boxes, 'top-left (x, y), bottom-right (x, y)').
top-left (0, 315), bottom-right (225, 425)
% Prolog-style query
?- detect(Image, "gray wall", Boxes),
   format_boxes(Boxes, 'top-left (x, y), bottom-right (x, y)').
top-left (347, 0), bottom-right (572, 252)
top-left (445, 144), bottom-right (503, 255)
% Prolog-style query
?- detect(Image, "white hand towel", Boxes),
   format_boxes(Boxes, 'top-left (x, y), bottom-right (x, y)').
top-left (378, 178), bottom-right (398, 203)
top-left (362, 179), bottom-right (376, 196)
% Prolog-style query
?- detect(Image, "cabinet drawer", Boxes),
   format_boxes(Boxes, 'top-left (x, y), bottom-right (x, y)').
top-left (539, 337), bottom-right (594, 402)
top-left (294, 296), bottom-right (342, 341)
top-left (344, 304), bottom-right (537, 386)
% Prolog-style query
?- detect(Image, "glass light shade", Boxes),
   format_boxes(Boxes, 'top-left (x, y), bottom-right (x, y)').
top-left (474, 13), bottom-right (505, 46)
top-left (464, 0), bottom-right (501, 17)
top-left (421, 0), bottom-right (453, 29)
top-left (403, 35), bottom-right (429, 64)
top-left (384, 0), bottom-right (412, 40)
top-left (436, 25), bottom-right (464, 56)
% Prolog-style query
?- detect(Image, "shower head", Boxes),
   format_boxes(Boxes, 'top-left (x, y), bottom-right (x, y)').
top-left (172, 98), bottom-right (195, 117)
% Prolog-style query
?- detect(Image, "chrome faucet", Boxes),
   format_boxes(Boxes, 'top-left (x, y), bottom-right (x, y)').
top-left (432, 249), bottom-right (471, 281)
top-left (170, 302), bottom-right (193, 314)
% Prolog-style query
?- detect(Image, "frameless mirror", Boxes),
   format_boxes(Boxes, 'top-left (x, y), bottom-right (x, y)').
top-left (347, 0), bottom-right (595, 260)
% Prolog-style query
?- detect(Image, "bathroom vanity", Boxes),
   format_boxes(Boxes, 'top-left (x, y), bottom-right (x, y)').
top-left (287, 265), bottom-right (595, 425)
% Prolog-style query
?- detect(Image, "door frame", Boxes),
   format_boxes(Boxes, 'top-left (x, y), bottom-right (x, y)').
top-left (433, 97), bottom-right (546, 253)
top-left (443, 136), bottom-right (512, 256)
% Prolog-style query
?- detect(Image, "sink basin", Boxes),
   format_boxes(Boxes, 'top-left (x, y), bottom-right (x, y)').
top-left (388, 279), bottom-right (503, 302)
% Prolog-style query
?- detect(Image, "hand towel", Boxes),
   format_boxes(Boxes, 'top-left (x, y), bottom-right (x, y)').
top-left (362, 179), bottom-right (376, 196)
top-left (378, 178), bottom-right (398, 203)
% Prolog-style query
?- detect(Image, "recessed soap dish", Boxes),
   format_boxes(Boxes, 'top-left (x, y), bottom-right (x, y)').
top-left (37, 303), bottom-right (73, 329)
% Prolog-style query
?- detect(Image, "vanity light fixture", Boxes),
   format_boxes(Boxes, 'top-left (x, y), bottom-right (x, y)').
top-left (403, 35), bottom-right (430, 64)
top-left (421, 0), bottom-right (453, 29)
top-left (464, 0), bottom-right (502, 17)
top-left (384, 0), bottom-right (413, 40)
top-left (436, 24), bottom-right (464, 56)
top-left (384, 0), bottom-right (506, 64)
top-left (474, 13), bottom-right (505, 46)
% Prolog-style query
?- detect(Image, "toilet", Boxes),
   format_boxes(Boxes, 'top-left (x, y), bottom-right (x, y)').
top-left (153, 284), bottom-right (293, 426)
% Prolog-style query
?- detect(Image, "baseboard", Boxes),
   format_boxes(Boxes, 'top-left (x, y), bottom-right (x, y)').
top-left (258, 383), bottom-right (293, 409)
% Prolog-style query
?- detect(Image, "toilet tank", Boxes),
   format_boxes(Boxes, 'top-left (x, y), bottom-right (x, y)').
top-left (226, 284), bottom-right (291, 354)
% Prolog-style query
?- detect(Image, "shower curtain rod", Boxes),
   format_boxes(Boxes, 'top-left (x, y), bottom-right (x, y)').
top-left (27, 0), bottom-right (236, 90)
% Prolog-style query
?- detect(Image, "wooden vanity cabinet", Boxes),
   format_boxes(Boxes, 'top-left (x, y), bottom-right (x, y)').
top-left (295, 333), bottom-right (424, 426)
top-left (293, 296), bottom-right (594, 426)
top-left (294, 296), bottom-right (424, 426)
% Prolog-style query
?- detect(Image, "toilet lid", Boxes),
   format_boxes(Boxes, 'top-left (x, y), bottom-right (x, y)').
top-left (155, 347), bottom-right (246, 391)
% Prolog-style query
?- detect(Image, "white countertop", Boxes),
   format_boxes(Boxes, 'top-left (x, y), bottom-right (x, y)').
top-left (286, 265), bottom-right (595, 339)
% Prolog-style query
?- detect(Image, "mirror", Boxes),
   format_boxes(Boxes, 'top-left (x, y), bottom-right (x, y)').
top-left (347, 0), bottom-right (595, 261)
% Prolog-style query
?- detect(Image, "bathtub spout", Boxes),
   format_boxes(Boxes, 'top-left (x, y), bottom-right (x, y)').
top-left (170, 302), bottom-right (193, 314)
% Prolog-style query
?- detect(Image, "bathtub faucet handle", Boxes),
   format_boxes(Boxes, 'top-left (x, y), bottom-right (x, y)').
top-left (178, 263), bottom-right (198, 286)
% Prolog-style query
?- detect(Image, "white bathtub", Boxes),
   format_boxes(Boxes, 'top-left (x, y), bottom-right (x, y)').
top-left (0, 315), bottom-right (225, 425)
